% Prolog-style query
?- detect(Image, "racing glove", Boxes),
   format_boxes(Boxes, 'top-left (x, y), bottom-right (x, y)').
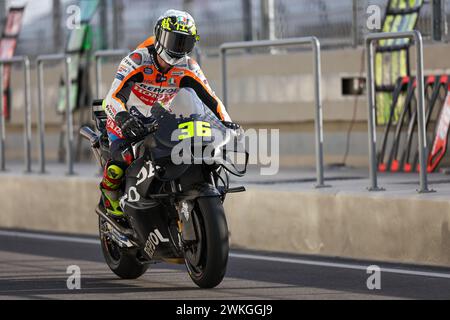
top-left (145, 116), bottom-right (160, 134)
top-left (115, 111), bottom-right (147, 141)
top-left (222, 121), bottom-right (244, 140)
top-left (221, 121), bottom-right (241, 130)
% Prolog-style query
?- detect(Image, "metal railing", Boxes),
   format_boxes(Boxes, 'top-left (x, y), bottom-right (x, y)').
top-left (365, 30), bottom-right (433, 193)
top-left (94, 49), bottom-right (129, 98)
top-left (0, 56), bottom-right (32, 173)
top-left (36, 54), bottom-right (73, 175)
top-left (219, 37), bottom-right (328, 188)
top-left (0, 39), bottom-right (433, 194)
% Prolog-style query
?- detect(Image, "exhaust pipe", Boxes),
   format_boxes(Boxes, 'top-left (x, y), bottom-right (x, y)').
top-left (95, 205), bottom-right (137, 240)
top-left (80, 126), bottom-right (105, 167)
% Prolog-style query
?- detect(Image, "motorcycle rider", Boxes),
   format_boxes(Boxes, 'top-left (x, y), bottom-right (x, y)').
top-left (100, 9), bottom-right (240, 216)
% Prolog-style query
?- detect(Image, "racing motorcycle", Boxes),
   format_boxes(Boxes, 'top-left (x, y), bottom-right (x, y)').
top-left (80, 94), bottom-right (247, 288)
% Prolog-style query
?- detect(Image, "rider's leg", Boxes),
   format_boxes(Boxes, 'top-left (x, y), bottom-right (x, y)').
top-left (100, 138), bottom-right (132, 216)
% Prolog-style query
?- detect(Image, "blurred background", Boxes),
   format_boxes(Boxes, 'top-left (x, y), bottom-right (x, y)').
top-left (3, 2), bottom-right (450, 293)
top-left (1, 0), bottom-right (450, 172)
top-left (5, 0), bottom-right (448, 56)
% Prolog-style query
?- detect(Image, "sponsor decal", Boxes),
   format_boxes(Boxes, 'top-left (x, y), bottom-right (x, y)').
top-left (174, 15), bottom-right (194, 33)
top-left (136, 83), bottom-right (177, 94)
top-left (156, 73), bottom-right (167, 83)
top-left (132, 89), bottom-right (157, 105)
top-left (133, 92), bottom-right (177, 107)
top-left (106, 117), bottom-right (123, 137)
top-left (127, 186), bottom-right (140, 202)
top-left (129, 106), bottom-right (143, 117)
top-left (144, 229), bottom-right (170, 258)
top-left (156, 73), bottom-right (167, 82)
top-left (129, 52), bottom-right (142, 65)
top-left (115, 73), bottom-right (125, 81)
top-left (136, 161), bottom-right (154, 186)
top-left (123, 59), bottom-right (134, 67)
top-left (144, 67), bottom-right (153, 75)
top-left (117, 65), bottom-right (129, 74)
top-left (188, 58), bottom-right (198, 71)
top-left (177, 15), bottom-right (188, 24)
top-left (196, 69), bottom-right (205, 79)
top-left (146, 52), bottom-right (155, 66)
top-left (104, 104), bottom-right (117, 119)
top-left (171, 71), bottom-right (184, 76)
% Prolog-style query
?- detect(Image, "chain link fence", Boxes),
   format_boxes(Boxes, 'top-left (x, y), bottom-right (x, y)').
top-left (11, 0), bottom-right (450, 57)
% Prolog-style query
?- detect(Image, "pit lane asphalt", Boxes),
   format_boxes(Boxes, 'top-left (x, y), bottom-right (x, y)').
top-left (0, 229), bottom-right (450, 300)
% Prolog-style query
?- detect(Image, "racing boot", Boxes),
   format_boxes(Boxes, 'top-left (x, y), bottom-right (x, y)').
top-left (100, 161), bottom-right (125, 216)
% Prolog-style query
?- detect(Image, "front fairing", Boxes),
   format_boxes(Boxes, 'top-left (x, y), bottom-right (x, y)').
top-left (144, 89), bottom-right (248, 177)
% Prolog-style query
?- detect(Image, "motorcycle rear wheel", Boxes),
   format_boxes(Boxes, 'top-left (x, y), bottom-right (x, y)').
top-left (184, 196), bottom-right (229, 288)
top-left (99, 217), bottom-right (149, 279)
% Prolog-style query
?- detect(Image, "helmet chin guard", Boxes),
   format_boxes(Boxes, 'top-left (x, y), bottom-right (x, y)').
top-left (155, 40), bottom-right (187, 66)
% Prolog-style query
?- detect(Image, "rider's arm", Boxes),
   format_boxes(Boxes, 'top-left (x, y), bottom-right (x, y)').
top-left (180, 58), bottom-right (232, 122)
top-left (103, 51), bottom-right (145, 120)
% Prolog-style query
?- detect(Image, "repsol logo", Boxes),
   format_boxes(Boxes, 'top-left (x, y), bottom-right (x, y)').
top-left (136, 84), bottom-right (177, 94)
top-left (144, 229), bottom-right (170, 258)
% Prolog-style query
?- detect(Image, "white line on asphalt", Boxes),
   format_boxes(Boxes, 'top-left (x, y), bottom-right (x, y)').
top-left (229, 253), bottom-right (450, 279)
top-left (2, 229), bottom-right (450, 279)
top-left (0, 230), bottom-right (98, 245)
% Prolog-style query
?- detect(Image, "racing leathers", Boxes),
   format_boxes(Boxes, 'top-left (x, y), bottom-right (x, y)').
top-left (100, 37), bottom-right (231, 216)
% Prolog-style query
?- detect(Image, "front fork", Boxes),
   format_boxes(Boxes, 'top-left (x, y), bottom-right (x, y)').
top-left (170, 180), bottom-right (198, 249)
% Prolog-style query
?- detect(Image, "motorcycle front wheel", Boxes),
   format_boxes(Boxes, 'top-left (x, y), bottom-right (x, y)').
top-left (184, 196), bottom-right (229, 288)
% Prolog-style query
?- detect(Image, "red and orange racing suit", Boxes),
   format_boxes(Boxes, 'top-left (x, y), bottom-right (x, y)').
top-left (103, 36), bottom-right (231, 143)
top-left (100, 37), bottom-right (232, 197)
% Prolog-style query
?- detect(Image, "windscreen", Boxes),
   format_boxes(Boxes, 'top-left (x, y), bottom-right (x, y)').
top-left (148, 88), bottom-right (224, 146)
top-left (146, 89), bottom-right (248, 176)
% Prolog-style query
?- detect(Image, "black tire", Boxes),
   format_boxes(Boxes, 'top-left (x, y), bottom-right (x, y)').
top-left (98, 217), bottom-right (149, 279)
top-left (184, 196), bottom-right (229, 288)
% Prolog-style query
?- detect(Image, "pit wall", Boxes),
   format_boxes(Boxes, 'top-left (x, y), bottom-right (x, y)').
top-left (1, 174), bottom-right (450, 267)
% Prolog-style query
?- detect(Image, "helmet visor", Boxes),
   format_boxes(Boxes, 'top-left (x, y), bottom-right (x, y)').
top-left (158, 28), bottom-right (196, 56)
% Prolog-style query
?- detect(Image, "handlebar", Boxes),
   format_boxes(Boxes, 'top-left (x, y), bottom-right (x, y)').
top-left (129, 122), bottom-right (159, 147)
top-left (144, 121), bottom-right (159, 134)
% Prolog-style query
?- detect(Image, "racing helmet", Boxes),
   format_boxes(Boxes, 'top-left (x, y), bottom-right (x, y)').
top-left (154, 10), bottom-right (200, 66)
